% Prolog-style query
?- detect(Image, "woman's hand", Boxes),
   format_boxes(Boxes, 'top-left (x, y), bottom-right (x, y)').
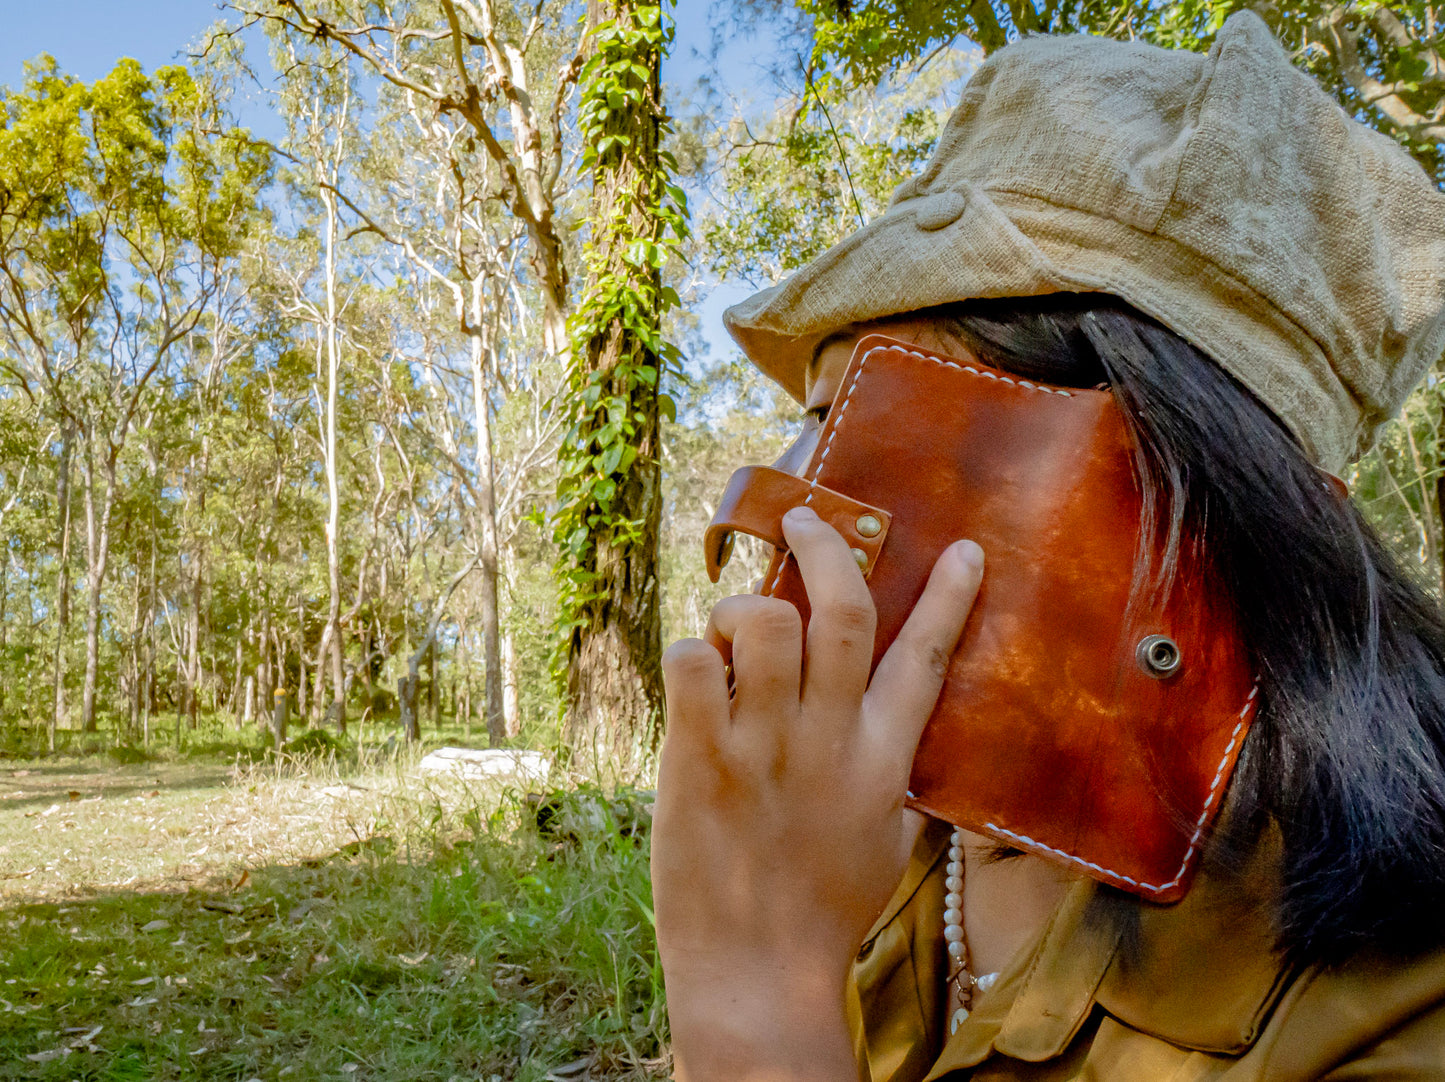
top-left (653, 505), bottom-right (984, 1081)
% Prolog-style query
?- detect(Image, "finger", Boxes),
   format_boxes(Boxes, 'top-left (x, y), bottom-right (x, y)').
top-left (703, 593), bottom-right (803, 720)
top-left (896, 807), bottom-right (931, 870)
top-left (661, 638), bottom-right (732, 764)
top-left (781, 505), bottom-right (877, 709)
top-left (865, 540), bottom-right (984, 753)
top-left (701, 593), bottom-right (762, 669)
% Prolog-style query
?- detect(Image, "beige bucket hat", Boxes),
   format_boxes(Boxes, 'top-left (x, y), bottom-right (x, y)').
top-left (722, 12), bottom-right (1445, 474)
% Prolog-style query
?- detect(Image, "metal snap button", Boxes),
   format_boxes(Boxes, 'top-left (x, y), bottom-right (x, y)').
top-left (1136, 635), bottom-right (1182, 678)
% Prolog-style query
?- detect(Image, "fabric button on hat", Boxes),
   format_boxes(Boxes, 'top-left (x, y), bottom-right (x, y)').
top-left (915, 189), bottom-right (969, 231)
top-left (723, 12), bottom-right (1445, 474)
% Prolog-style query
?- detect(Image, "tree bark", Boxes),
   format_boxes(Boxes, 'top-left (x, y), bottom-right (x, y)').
top-left (185, 543), bottom-right (202, 730)
top-left (319, 184), bottom-right (347, 734)
top-left (399, 674), bottom-right (419, 743)
top-left (128, 556), bottom-right (143, 740)
top-left (50, 421), bottom-right (75, 751)
top-left (563, 0), bottom-right (667, 777)
top-left (502, 630), bottom-right (520, 738)
top-left (467, 283), bottom-right (507, 748)
top-left (0, 550), bottom-right (8, 724)
top-left (296, 596), bottom-right (308, 724)
top-left (258, 608), bottom-right (272, 716)
top-left (427, 640), bottom-right (439, 730)
top-left (79, 433), bottom-right (104, 734)
top-left (143, 501), bottom-right (158, 747)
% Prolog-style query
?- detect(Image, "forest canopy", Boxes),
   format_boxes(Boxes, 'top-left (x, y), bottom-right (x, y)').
top-left (0, 0), bottom-right (1441, 770)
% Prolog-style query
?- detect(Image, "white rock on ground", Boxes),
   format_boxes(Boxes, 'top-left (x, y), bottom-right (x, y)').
top-left (416, 747), bottom-right (551, 784)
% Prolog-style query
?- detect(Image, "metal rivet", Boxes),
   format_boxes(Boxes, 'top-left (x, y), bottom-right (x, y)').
top-left (717, 531), bottom-right (735, 567)
top-left (1136, 635), bottom-right (1182, 678)
top-left (855, 513), bottom-right (882, 538)
top-left (851, 547), bottom-right (869, 569)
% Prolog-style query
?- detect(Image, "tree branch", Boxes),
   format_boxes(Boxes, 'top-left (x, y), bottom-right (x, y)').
top-left (1315, 5), bottom-right (1445, 142)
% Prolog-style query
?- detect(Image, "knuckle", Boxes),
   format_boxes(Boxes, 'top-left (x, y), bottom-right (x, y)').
top-left (746, 598), bottom-right (803, 641)
top-left (893, 629), bottom-right (953, 680)
top-left (819, 596), bottom-right (876, 635)
top-left (663, 639), bottom-right (721, 679)
top-left (923, 642), bottom-right (953, 681)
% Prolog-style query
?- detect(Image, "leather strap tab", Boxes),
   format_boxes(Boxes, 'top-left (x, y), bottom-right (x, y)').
top-left (704, 465), bottom-right (892, 583)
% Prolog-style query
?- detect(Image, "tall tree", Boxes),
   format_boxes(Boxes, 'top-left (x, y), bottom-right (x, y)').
top-left (552, 1), bottom-right (686, 775)
top-left (0, 58), bottom-right (269, 734)
top-left (239, 0), bottom-right (587, 358)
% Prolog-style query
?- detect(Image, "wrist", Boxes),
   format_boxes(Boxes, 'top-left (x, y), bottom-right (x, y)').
top-left (666, 963), bottom-right (861, 1082)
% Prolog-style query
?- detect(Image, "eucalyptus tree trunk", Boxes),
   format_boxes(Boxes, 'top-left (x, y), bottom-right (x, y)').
top-left (502, 630), bottom-right (520, 737)
top-left (80, 434), bottom-right (123, 733)
top-left (467, 284), bottom-right (506, 747)
top-left (561, 1), bottom-right (670, 777)
top-left (143, 500), bottom-right (158, 747)
top-left (50, 421), bottom-right (75, 751)
top-left (128, 560), bottom-right (143, 739)
top-left (296, 596), bottom-right (308, 724)
top-left (318, 183), bottom-right (347, 733)
top-left (0, 552), bottom-right (8, 724)
top-left (186, 546), bottom-right (202, 730)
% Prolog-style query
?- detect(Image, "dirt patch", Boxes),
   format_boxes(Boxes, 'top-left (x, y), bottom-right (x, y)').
top-left (0, 760), bottom-right (393, 904)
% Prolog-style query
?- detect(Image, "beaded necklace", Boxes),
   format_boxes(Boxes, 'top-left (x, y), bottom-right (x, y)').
top-left (944, 828), bottom-right (1000, 1035)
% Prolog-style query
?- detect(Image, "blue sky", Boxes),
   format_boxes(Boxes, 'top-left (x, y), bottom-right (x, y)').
top-left (0, 1), bottom-right (788, 365)
top-left (0, 1), bottom-right (775, 87)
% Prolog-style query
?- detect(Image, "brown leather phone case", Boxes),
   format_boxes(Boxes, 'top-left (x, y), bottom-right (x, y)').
top-left (704, 335), bottom-right (1258, 902)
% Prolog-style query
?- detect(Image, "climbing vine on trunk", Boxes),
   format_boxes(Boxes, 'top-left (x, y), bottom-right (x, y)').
top-left (553, 0), bottom-right (687, 776)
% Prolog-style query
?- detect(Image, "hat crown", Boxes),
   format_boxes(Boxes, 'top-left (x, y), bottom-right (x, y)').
top-left (724, 11), bottom-right (1445, 472)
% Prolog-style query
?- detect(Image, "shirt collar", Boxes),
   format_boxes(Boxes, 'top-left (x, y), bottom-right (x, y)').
top-left (1094, 832), bottom-right (1293, 1054)
top-left (926, 831), bottom-right (1291, 1077)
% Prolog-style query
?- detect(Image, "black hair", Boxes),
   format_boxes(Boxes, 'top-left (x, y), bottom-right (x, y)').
top-left (927, 293), bottom-right (1445, 966)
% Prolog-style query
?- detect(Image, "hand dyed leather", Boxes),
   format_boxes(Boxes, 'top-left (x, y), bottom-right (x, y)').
top-left (704, 335), bottom-right (1258, 901)
top-left (704, 466), bottom-right (892, 582)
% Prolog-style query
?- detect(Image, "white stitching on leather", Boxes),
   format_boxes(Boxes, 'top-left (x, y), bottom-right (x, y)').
top-left (761, 347), bottom-right (874, 591)
top-left (764, 343), bottom-right (1071, 594)
top-left (983, 683), bottom-right (1260, 895)
top-left (765, 341), bottom-right (1258, 895)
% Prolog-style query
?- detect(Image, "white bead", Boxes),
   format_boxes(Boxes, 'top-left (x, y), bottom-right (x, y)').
top-left (944, 892), bottom-right (962, 909)
top-left (945, 875), bottom-right (962, 892)
top-left (950, 830), bottom-right (964, 844)
top-left (947, 940), bottom-right (966, 959)
top-left (943, 924), bottom-right (965, 943)
top-left (976, 972), bottom-right (999, 992)
top-left (943, 909), bottom-right (963, 926)
top-left (950, 1007), bottom-right (970, 1034)
top-left (948, 846), bottom-right (964, 862)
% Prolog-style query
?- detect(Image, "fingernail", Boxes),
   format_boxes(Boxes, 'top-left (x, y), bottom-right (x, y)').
top-left (952, 539), bottom-right (984, 573)
top-left (783, 505), bottom-right (818, 524)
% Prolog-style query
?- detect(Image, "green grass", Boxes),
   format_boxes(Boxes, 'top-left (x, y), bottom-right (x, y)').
top-left (0, 756), bottom-right (667, 1081)
top-left (0, 703), bottom-right (546, 766)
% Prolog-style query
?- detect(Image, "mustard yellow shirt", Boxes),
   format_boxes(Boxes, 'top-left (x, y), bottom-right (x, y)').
top-left (848, 819), bottom-right (1445, 1080)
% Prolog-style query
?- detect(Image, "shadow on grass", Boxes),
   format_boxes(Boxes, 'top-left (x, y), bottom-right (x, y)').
top-left (0, 790), bottom-right (667, 1082)
top-left (0, 767), bottom-right (238, 815)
